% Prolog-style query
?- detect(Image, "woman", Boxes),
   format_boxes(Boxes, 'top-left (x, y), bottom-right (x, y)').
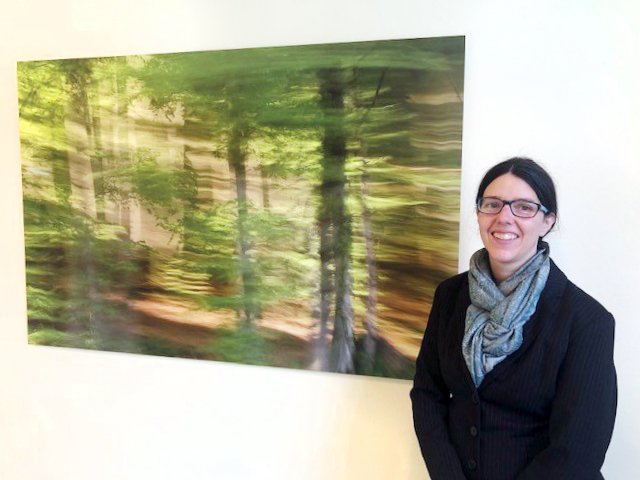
top-left (410, 157), bottom-right (617, 480)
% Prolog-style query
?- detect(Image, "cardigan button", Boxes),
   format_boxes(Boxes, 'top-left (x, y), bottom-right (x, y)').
top-left (470, 425), bottom-right (478, 437)
top-left (467, 459), bottom-right (477, 471)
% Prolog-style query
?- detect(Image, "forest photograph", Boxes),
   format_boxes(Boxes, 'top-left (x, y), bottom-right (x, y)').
top-left (18, 36), bottom-right (464, 379)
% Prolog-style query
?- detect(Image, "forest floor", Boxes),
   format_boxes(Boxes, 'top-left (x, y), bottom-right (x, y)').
top-left (104, 293), bottom-right (317, 369)
top-left (29, 291), bottom-right (418, 378)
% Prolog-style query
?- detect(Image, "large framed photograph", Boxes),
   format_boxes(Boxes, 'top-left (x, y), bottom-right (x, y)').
top-left (18, 36), bottom-right (464, 379)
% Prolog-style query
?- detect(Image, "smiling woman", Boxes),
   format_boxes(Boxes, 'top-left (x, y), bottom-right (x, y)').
top-left (411, 157), bottom-right (617, 480)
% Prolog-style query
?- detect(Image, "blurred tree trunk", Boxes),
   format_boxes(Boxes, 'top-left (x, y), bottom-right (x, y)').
top-left (110, 61), bottom-right (134, 236)
top-left (318, 68), bottom-right (355, 374)
top-left (359, 146), bottom-right (379, 375)
top-left (353, 69), bottom-right (386, 374)
top-left (89, 88), bottom-right (105, 221)
top-left (316, 193), bottom-right (333, 370)
top-left (260, 165), bottom-right (271, 211)
top-left (63, 60), bottom-right (105, 335)
top-left (228, 116), bottom-right (259, 326)
top-left (64, 60), bottom-right (98, 220)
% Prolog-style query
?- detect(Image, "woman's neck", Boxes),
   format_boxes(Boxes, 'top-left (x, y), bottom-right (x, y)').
top-left (489, 260), bottom-right (520, 284)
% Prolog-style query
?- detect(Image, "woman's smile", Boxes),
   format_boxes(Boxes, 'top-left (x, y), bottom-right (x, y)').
top-left (491, 231), bottom-right (518, 241)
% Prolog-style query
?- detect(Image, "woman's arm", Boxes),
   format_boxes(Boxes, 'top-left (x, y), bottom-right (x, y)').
top-left (517, 310), bottom-right (617, 479)
top-left (411, 282), bottom-right (467, 480)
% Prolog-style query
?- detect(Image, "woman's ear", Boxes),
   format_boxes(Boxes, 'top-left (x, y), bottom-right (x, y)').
top-left (542, 213), bottom-right (556, 237)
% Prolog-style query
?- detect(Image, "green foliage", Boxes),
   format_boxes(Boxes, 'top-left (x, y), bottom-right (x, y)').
top-left (181, 203), bottom-right (238, 282)
top-left (103, 148), bottom-right (197, 217)
top-left (133, 337), bottom-right (198, 358)
top-left (29, 328), bottom-right (95, 349)
top-left (25, 286), bottom-right (65, 323)
top-left (202, 327), bottom-right (271, 366)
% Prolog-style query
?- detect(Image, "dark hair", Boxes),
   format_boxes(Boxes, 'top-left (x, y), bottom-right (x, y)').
top-left (476, 157), bottom-right (558, 234)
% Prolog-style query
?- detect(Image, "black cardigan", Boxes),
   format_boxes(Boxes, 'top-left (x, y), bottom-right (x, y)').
top-left (410, 260), bottom-right (617, 480)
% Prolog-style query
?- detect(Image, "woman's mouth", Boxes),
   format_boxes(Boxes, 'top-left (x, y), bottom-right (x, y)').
top-left (492, 232), bottom-right (518, 240)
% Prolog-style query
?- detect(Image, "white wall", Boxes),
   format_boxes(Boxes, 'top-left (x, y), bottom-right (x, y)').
top-left (1, 1), bottom-right (638, 478)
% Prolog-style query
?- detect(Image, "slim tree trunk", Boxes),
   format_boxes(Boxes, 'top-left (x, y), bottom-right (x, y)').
top-left (228, 119), bottom-right (259, 325)
top-left (316, 201), bottom-right (332, 370)
top-left (260, 165), bottom-right (271, 212)
top-left (110, 62), bottom-right (133, 234)
top-left (89, 90), bottom-right (105, 221)
top-left (359, 144), bottom-right (379, 374)
top-left (62, 61), bottom-right (102, 335)
top-left (65, 62), bottom-right (98, 220)
top-left (352, 69), bottom-right (387, 373)
top-left (318, 68), bottom-right (355, 374)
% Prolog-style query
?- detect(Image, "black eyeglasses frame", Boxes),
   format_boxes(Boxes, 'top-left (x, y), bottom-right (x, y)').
top-left (476, 196), bottom-right (550, 218)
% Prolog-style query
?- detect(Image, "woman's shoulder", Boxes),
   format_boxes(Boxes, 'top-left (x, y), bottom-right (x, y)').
top-left (432, 272), bottom-right (470, 309)
top-left (550, 261), bottom-right (615, 329)
top-left (436, 271), bottom-right (468, 294)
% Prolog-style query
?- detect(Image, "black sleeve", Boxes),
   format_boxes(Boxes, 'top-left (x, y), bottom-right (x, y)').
top-left (517, 311), bottom-right (617, 479)
top-left (410, 282), bottom-right (467, 480)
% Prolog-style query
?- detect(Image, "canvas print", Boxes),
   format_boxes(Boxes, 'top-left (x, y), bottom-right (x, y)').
top-left (18, 36), bottom-right (464, 379)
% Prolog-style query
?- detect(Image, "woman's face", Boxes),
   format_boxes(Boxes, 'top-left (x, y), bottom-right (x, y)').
top-left (477, 173), bottom-right (555, 282)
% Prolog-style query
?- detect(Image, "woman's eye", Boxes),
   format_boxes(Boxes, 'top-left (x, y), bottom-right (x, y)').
top-left (515, 202), bottom-right (533, 212)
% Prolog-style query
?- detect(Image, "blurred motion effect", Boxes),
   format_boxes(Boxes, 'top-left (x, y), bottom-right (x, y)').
top-left (18, 37), bottom-right (464, 379)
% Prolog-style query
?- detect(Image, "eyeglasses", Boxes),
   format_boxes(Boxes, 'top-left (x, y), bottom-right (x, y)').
top-left (477, 197), bottom-right (549, 218)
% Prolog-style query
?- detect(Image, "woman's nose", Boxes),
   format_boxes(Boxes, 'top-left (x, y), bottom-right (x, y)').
top-left (497, 203), bottom-right (515, 221)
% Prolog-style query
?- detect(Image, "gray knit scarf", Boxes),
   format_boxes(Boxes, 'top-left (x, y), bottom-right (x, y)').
top-left (462, 243), bottom-right (550, 387)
